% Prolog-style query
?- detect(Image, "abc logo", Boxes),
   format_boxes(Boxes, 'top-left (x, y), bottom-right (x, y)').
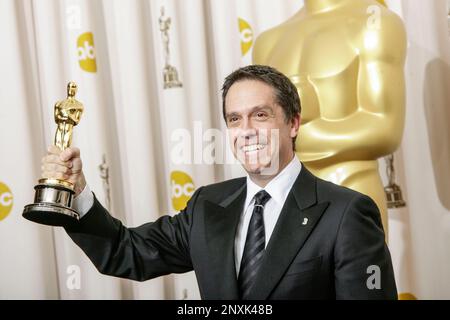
top-left (238, 18), bottom-right (253, 56)
top-left (0, 182), bottom-right (13, 221)
top-left (170, 171), bottom-right (195, 211)
top-left (77, 32), bottom-right (97, 73)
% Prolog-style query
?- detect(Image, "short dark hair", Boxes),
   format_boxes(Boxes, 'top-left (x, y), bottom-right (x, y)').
top-left (221, 65), bottom-right (301, 150)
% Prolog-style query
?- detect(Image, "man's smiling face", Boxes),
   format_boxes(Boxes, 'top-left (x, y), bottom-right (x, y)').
top-left (224, 79), bottom-right (298, 177)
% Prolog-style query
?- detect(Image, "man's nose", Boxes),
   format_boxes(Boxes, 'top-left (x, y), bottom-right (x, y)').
top-left (238, 118), bottom-right (257, 139)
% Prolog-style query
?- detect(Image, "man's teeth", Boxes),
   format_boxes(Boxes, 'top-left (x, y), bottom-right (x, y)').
top-left (242, 144), bottom-right (265, 152)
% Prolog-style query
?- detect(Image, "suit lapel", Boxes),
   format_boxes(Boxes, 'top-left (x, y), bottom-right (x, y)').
top-left (204, 182), bottom-right (246, 299)
top-left (248, 167), bottom-right (330, 300)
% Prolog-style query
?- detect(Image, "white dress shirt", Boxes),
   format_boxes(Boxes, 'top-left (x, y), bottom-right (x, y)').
top-left (72, 183), bottom-right (94, 218)
top-left (234, 156), bottom-right (301, 276)
top-left (73, 156), bottom-right (302, 277)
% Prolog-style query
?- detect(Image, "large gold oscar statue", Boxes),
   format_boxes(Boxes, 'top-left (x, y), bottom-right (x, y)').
top-left (253, 0), bottom-right (406, 235)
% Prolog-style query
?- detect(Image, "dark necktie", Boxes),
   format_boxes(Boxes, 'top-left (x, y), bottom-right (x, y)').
top-left (238, 190), bottom-right (271, 299)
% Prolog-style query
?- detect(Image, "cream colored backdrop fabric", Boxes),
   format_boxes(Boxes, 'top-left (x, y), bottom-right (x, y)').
top-left (385, 0), bottom-right (450, 299)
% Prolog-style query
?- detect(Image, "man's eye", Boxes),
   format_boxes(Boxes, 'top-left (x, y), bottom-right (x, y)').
top-left (255, 112), bottom-right (268, 119)
top-left (229, 117), bottom-right (239, 123)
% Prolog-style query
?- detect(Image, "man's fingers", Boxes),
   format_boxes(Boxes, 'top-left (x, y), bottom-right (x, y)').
top-left (42, 171), bottom-right (69, 180)
top-left (41, 163), bottom-right (72, 175)
top-left (48, 145), bottom-right (62, 155)
top-left (71, 157), bottom-right (83, 173)
top-left (42, 155), bottom-right (72, 168)
top-left (46, 145), bottom-right (81, 162)
top-left (60, 147), bottom-right (80, 162)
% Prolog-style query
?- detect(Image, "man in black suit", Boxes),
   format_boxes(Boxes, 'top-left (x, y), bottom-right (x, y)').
top-left (42, 65), bottom-right (397, 299)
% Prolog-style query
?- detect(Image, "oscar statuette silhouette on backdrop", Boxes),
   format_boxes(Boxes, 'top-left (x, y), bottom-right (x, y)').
top-left (253, 0), bottom-right (407, 235)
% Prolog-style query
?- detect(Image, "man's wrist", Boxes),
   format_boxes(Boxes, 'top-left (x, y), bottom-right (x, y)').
top-left (73, 184), bottom-right (94, 218)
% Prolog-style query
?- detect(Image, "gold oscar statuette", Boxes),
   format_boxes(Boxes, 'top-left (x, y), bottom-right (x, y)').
top-left (23, 82), bottom-right (84, 226)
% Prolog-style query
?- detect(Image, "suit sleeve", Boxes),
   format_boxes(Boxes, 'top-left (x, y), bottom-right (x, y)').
top-left (334, 193), bottom-right (398, 299)
top-left (64, 187), bottom-right (203, 282)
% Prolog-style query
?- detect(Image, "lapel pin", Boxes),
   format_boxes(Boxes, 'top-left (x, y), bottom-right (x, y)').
top-left (302, 217), bottom-right (309, 225)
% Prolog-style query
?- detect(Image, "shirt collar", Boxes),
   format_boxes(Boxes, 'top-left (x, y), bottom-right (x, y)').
top-left (245, 156), bottom-right (302, 209)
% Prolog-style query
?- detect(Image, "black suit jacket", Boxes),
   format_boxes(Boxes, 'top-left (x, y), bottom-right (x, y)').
top-left (66, 166), bottom-right (397, 299)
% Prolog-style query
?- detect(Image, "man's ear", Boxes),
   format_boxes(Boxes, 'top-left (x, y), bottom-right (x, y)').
top-left (290, 113), bottom-right (301, 138)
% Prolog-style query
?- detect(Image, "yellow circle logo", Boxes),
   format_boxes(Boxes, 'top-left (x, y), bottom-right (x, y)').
top-left (77, 32), bottom-right (97, 73)
top-left (170, 171), bottom-right (195, 211)
top-left (238, 18), bottom-right (253, 56)
top-left (0, 182), bottom-right (13, 221)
